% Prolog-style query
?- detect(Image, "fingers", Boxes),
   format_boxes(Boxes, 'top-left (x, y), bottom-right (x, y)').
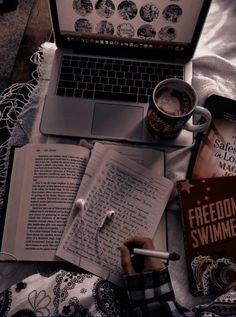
top-left (124, 236), bottom-right (155, 250)
top-left (119, 244), bottom-right (135, 275)
top-left (123, 236), bottom-right (164, 271)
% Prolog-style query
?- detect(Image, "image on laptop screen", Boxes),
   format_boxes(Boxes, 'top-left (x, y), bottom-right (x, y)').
top-left (55, 0), bottom-right (205, 53)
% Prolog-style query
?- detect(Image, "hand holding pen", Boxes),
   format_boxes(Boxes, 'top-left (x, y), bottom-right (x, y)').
top-left (119, 236), bottom-right (164, 274)
top-left (119, 236), bottom-right (180, 274)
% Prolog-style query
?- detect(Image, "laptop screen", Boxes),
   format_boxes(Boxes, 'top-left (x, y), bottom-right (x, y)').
top-left (51, 0), bottom-right (211, 60)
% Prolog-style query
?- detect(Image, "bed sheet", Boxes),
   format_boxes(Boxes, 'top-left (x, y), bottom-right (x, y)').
top-left (0, 0), bottom-right (236, 312)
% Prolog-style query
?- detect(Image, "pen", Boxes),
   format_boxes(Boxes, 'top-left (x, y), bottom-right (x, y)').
top-left (133, 248), bottom-right (180, 261)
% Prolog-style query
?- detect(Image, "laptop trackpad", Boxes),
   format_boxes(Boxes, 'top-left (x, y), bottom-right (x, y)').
top-left (92, 103), bottom-right (144, 139)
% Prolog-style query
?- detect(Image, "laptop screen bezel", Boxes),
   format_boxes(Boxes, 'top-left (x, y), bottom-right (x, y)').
top-left (48, 0), bottom-right (212, 62)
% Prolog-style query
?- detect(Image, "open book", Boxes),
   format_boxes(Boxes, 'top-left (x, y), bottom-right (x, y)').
top-left (56, 143), bottom-right (174, 287)
top-left (1, 142), bottom-right (167, 262)
top-left (1, 144), bottom-right (90, 262)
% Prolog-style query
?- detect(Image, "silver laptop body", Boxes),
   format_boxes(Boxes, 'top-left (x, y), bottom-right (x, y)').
top-left (40, 0), bottom-right (212, 147)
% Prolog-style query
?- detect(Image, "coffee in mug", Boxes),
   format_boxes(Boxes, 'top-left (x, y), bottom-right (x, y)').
top-left (146, 78), bottom-right (212, 139)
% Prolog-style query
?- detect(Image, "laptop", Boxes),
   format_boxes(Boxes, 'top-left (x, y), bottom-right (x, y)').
top-left (40, 0), bottom-right (212, 147)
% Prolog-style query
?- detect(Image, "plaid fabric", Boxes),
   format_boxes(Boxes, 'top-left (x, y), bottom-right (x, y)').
top-left (124, 267), bottom-right (174, 303)
top-left (123, 267), bottom-right (187, 316)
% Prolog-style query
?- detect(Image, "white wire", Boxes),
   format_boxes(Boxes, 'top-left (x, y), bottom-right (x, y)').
top-left (0, 48), bottom-right (44, 211)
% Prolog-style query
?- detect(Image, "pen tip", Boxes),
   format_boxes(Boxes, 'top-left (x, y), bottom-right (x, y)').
top-left (169, 252), bottom-right (180, 261)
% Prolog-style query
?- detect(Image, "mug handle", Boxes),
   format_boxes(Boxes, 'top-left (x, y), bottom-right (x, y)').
top-left (184, 106), bottom-right (212, 133)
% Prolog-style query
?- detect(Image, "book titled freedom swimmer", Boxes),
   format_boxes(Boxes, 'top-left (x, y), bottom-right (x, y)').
top-left (176, 176), bottom-right (236, 296)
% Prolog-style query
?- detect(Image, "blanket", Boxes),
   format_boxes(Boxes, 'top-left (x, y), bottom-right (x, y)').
top-left (0, 0), bottom-right (235, 312)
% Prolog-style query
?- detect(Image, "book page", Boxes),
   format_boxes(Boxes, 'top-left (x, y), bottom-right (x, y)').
top-left (57, 149), bottom-right (173, 286)
top-left (1, 144), bottom-right (90, 261)
top-left (60, 142), bottom-right (167, 251)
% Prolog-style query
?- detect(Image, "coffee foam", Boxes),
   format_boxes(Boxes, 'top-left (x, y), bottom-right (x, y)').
top-left (155, 87), bottom-right (191, 116)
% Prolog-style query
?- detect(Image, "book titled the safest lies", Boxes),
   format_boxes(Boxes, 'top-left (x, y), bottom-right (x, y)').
top-left (176, 176), bottom-right (236, 296)
top-left (188, 94), bottom-right (236, 179)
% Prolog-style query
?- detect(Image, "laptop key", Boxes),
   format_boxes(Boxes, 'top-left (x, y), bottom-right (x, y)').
top-left (172, 69), bottom-right (184, 76)
top-left (71, 60), bottom-right (79, 67)
top-left (57, 88), bottom-right (65, 96)
top-left (143, 80), bottom-right (151, 88)
top-left (154, 68), bottom-right (163, 75)
top-left (109, 78), bottom-right (117, 85)
top-left (124, 72), bottom-right (132, 79)
top-left (91, 69), bottom-right (99, 76)
top-left (126, 79), bottom-right (134, 86)
top-left (95, 83), bottom-right (103, 90)
top-left (75, 75), bottom-right (83, 81)
top-left (142, 74), bottom-right (149, 80)
top-left (101, 77), bottom-right (109, 84)
top-left (94, 91), bottom-right (137, 102)
top-left (74, 89), bottom-right (83, 97)
top-left (61, 66), bottom-right (73, 74)
top-left (118, 79), bottom-right (125, 85)
top-left (66, 88), bottom-right (74, 96)
top-left (104, 85), bottom-right (112, 92)
top-left (59, 80), bottom-right (77, 88)
top-left (163, 69), bottom-right (171, 75)
top-left (159, 75), bottom-right (167, 82)
top-left (78, 82), bottom-right (86, 89)
top-left (113, 85), bottom-right (121, 92)
top-left (121, 86), bottom-right (129, 93)
top-left (99, 70), bottom-right (107, 77)
top-left (147, 88), bottom-right (153, 95)
top-left (133, 73), bottom-right (141, 80)
top-left (82, 69), bottom-right (90, 75)
top-left (113, 64), bottom-right (120, 71)
top-left (87, 83), bottom-right (95, 90)
top-left (130, 87), bottom-right (138, 94)
top-left (104, 64), bottom-right (112, 70)
top-left (135, 80), bottom-right (143, 87)
top-left (84, 76), bottom-right (91, 82)
top-left (83, 90), bottom-right (94, 98)
top-left (139, 88), bottom-right (146, 95)
top-left (73, 68), bottom-right (82, 75)
top-left (63, 55), bottom-right (71, 60)
top-left (92, 76), bottom-right (100, 83)
top-left (150, 74), bottom-right (159, 81)
top-left (60, 73), bottom-right (74, 81)
top-left (117, 72), bottom-right (124, 78)
top-left (87, 62), bottom-right (95, 68)
top-left (96, 63), bottom-right (103, 69)
top-left (138, 95), bottom-right (148, 103)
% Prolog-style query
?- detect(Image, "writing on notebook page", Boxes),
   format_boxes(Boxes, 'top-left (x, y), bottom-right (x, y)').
top-left (57, 150), bottom-right (173, 286)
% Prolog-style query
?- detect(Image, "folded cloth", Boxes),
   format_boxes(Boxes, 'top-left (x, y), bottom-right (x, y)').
top-left (193, 55), bottom-right (236, 105)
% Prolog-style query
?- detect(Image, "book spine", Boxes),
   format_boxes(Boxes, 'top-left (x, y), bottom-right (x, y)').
top-left (176, 181), bottom-right (199, 296)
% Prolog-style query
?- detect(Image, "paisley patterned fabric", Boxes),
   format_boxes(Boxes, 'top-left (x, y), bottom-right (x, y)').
top-left (0, 269), bottom-right (236, 316)
top-left (0, 270), bottom-right (131, 316)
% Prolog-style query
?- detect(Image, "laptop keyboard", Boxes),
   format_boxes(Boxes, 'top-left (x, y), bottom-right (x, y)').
top-left (57, 55), bottom-right (184, 103)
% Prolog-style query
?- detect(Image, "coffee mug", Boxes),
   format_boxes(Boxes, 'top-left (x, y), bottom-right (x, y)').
top-left (146, 78), bottom-right (212, 139)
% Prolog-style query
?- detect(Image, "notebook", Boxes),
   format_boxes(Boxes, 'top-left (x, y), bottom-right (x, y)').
top-left (40, 0), bottom-right (212, 147)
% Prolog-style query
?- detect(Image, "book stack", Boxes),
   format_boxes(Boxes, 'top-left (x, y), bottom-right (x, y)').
top-left (176, 94), bottom-right (236, 296)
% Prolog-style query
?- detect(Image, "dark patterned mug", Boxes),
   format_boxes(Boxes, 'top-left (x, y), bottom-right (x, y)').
top-left (146, 78), bottom-right (212, 139)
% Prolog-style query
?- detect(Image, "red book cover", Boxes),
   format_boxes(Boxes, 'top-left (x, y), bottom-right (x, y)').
top-left (176, 176), bottom-right (236, 296)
